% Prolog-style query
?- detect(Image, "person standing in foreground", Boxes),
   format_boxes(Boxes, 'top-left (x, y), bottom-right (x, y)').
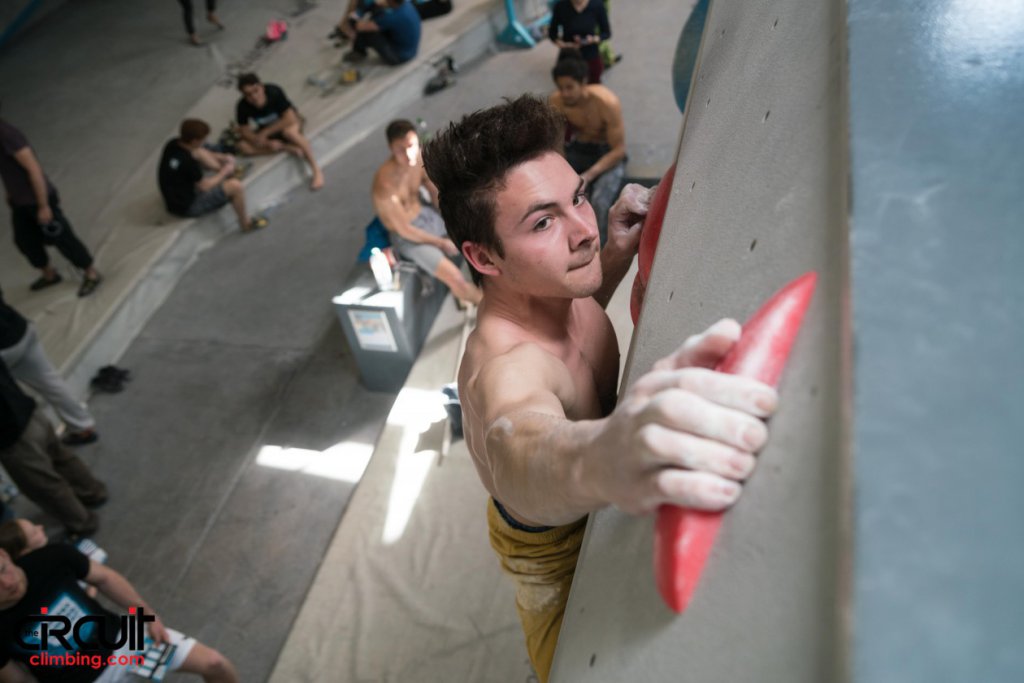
top-left (0, 118), bottom-right (102, 298)
top-left (423, 95), bottom-right (778, 682)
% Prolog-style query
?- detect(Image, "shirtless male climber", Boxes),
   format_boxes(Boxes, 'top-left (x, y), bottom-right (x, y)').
top-left (548, 50), bottom-right (626, 245)
top-left (372, 120), bottom-right (482, 306)
top-left (423, 95), bottom-right (778, 682)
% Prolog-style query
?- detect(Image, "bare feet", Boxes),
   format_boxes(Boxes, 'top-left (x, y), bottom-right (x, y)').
top-left (310, 170), bottom-right (325, 191)
top-left (189, 33), bottom-right (202, 46)
top-left (207, 12), bottom-right (225, 30)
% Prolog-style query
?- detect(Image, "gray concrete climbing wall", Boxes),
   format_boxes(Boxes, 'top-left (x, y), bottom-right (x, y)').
top-left (551, 0), bottom-right (849, 680)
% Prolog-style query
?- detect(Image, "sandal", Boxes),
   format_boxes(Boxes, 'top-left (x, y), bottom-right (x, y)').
top-left (77, 273), bottom-right (102, 297)
top-left (29, 273), bottom-right (62, 291)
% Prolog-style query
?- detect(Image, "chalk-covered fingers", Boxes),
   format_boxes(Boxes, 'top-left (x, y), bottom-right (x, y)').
top-left (652, 469), bottom-right (743, 511)
top-left (636, 426), bottom-right (757, 481)
top-left (606, 183), bottom-right (652, 255)
top-left (643, 387), bottom-right (768, 454)
top-left (652, 318), bottom-right (742, 372)
top-left (630, 366), bottom-right (778, 420)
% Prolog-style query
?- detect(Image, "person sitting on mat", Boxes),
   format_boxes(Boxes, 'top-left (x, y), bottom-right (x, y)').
top-left (344, 0), bottom-right (422, 66)
top-left (234, 74), bottom-right (325, 191)
top-left (158, 119), bottom-right (267, 233)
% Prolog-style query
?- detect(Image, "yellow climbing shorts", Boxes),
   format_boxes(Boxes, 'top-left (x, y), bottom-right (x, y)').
top-left (487, 498), bottom-right (587, 683)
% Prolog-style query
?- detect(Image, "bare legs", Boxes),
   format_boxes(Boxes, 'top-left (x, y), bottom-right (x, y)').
top-left (434, 259), bottom-right (483, 306)
top-left (235, 125), bottom-right (324, 190)
top-left (179, 642), bottom-right (239, 683)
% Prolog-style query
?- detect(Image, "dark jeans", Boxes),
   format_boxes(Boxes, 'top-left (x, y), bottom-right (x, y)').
top-left (10, 192), bottom-right (94, 270)
top-left (353, 31), bottom-right (406, 65)
top-left (178, 0), bottom-right (216, 35)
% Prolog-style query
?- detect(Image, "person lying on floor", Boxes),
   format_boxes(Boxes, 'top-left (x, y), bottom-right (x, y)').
top-left (0, 542), bottom-right (239, 682)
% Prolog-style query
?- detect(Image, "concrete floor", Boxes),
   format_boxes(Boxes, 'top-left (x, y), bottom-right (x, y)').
top-left (1, 1), bottom-right (690, 680)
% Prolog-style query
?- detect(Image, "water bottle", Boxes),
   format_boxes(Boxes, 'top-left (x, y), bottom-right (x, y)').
top-left (369, 247), bottom-right (394, 291)
top-left (416, 117), bottom-right (431, 143)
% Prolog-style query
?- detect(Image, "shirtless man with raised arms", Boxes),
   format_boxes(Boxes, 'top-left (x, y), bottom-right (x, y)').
top-left (372, 120), bottom-right (482, 306)
top-left (548, 50), bottom-right (627, 244)
top-left (423, 96), bottom-right (778, 682)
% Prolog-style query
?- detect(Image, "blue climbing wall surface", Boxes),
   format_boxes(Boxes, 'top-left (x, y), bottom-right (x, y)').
top-left (849, 1), bottom-right (1024, 681)
top-left (671, 0), bottom-right (709, 114)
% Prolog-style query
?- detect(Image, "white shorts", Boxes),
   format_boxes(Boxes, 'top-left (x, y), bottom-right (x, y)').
top-left (94, 628), bottom-right (196, 682)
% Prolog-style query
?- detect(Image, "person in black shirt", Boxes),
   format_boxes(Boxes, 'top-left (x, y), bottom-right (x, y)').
top-left (548, 0), bottom-right (611, 85)
top-left (0, 545), bottom-right (239, 682)
top-left (0, 360), bottom-right (106, 537)
top-left (234, 73), bottom-right (325, 190)
top-left (0, 118), bottom-right (102, 297)
top-left (158, 119), bottom-right (266, 233)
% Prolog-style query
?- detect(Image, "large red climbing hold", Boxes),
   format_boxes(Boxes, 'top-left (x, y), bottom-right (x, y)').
top-left (654, 271), bottom-right (818, 613)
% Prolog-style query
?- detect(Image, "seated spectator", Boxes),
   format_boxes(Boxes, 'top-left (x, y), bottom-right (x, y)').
top-left (549, 0), bottom-right (610, 85)
top-left (330, 0), bottom-right (447, 44)
top-left (548, 51), bottom-right (626, 244)
top-left (1, 287), bottom-right (99, 446)
top-left (344, 0), bottom-right (422, 66)
top-left (0, 544), bottom-right (238, 682)
top-left (0, 360), bottom-right (106, 537)
top-left (234, 74), bottom-right (325, 190)
top-left (158, 119), bottom-right (267, 233)
top-left (373, 120), bottom-right (481, 306)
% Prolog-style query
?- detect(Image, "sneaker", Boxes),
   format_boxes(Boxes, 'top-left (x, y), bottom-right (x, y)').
top-left (29, 273), bottom-right (62, 291)
top-left (78, 273), bottom-right (102, 297)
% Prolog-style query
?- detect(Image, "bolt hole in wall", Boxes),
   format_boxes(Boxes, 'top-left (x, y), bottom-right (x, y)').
top-left (690, 180), bottom-right (696, 191)
top-left (773, 17), bottom-right (778, 28)
top-left (668, 290), bottom-right (674, 302)
top-left (750, 238), bottom-right (758, 251)
top-left (763, 110), bottom-right (771, 122)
